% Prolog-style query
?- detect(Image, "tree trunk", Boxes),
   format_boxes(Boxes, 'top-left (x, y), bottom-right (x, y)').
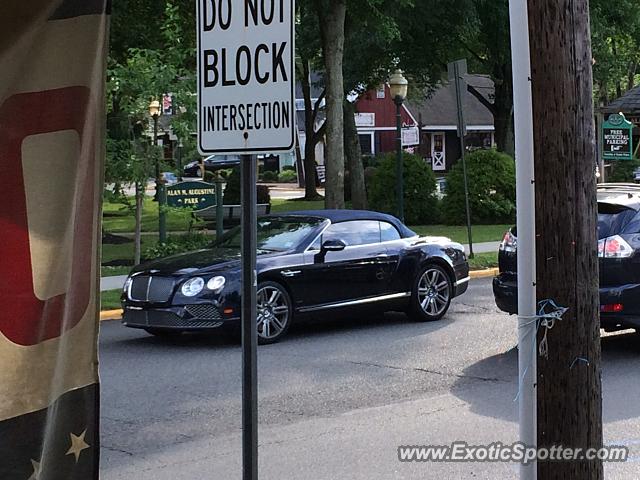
top-left (493, 67), bottom-right (515, 157)
top-left (316, 0), bottom-right (346, 209)
top-left (343, 100), bottom-right (367, 209)
top-left (529, 1), bottom-right (603, 478)
top-left (299, 59), bottom-right (322, 200)
top-left (134, 181), bottom-right (143, 266)
top-left (304, 136), bottom-right (320, 199)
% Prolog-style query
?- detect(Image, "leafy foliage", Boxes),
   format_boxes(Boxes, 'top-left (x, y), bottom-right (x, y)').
top-left (143, 233), bottom-right (211, 260)
top-left (443, 149), bottom-right (515, 225)
top-left (607, 159), bottom-right (640, 183)
top-left (278, 170), bottom-right (298, 183)
top-left (368, 152), bottom-right (439, 225)
top-left (223, 167), bottom-right (272, 205)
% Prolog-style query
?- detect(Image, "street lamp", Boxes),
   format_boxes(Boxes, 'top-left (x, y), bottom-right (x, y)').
top-left (389, 69), bottom-right (409, 222)
top-left (149, 99), bottom-right (166, 243)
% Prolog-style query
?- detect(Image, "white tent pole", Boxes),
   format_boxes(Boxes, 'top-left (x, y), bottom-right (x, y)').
top-left (508, 1), bottom-right (537, 479)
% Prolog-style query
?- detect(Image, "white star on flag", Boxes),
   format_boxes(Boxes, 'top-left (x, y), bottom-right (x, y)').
top-left (66, 429), bottom-right (90, 463)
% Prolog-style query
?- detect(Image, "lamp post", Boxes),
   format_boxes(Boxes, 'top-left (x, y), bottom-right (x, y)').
top-left (149, 100), bottom-right (167, 243)
top-left (389, 70), bottom-right (408, 222)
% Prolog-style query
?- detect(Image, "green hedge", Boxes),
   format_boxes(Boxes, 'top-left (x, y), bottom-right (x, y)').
top-left (143, 233), bottom-right (211, 260)
top-left (367, 152), bottom-right (439, 225)
top-left (443, 149), bottom-right (516, 225)
top-left (278, 170), bottom-right (297, 183)
top-left (223, 166), bottom-right (272, 204)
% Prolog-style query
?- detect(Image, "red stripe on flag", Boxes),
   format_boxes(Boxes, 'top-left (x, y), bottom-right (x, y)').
top-left (0, 87), bottom-right (95, 346)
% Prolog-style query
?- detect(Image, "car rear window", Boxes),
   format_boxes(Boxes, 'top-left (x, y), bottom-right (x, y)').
top-left (598, 203), bottom-right (639, 238)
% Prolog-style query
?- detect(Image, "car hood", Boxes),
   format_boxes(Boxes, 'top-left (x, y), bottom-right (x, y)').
top-left (132, 247), bottom-right (243, 275)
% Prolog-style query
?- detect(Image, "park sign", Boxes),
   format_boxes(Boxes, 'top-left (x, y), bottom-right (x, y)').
top-left (196, 0), bottom-right (295, 155)
top-left (602, 113), bottom-right (634, 161)
top-left (166, 181), bottom-right (217, 211)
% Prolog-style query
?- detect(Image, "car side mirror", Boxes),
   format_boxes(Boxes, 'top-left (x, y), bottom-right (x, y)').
top-left (314, 239), bottom-right (346, 263)
top-left (321, 239), bottom-right (346, 252)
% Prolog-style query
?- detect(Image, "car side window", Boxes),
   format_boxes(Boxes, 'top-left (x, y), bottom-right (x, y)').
top-left (622, 212), bottom-right (640, 234)
top-left (322, 220), bottom-right (381, 246)
top-left (380, 221), bottom-right (401, 242)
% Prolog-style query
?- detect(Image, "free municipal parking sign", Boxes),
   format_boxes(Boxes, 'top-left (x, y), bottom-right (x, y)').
top-left (196, 0), bottom-right (295, 155)
top-left (602, 113), bottom-right (634, 161)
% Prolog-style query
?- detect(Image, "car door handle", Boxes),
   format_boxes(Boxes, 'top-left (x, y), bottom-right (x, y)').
top-left (281, 270), bottom-right (302, 277)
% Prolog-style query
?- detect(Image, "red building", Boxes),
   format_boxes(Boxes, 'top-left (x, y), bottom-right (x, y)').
top-left (354, 75), bottom-right (495, 174)
top-left (354, 84), bottom-right (418, 156)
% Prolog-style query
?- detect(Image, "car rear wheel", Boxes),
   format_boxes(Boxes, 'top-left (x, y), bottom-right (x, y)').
top-left (256, 281), bottom-right (292, 344)
top-left (409, 264), bottom-right (452, 322)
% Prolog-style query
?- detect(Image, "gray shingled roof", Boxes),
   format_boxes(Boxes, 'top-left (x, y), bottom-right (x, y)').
top-left (602, 85), bottom-right (640, 115)
top-left (405, 74), bottom-right (494, 127)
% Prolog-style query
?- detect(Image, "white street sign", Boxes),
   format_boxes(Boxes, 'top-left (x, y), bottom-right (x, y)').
top-left (196, 0), bottom-right (295, 155)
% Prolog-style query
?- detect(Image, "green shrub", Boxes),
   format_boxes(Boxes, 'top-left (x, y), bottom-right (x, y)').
top-left (143, 233), bottom-right (211, 260)
top-left (367, 152), bottom-right (439, 225)
top-left (278, 170), bottom-right (297, 183)
top-left (262, 170), bottom-right (278, 182)
top-left (607, 158), bottom-right (640, 183)
top-left (223, 167), bottom-right (272, 204)
top-left (443, 149), bottom-right (516, 225)
top-left (282, 165), bottom-right (296, 172)
top-left (204, 170), bottom-right (216, 183)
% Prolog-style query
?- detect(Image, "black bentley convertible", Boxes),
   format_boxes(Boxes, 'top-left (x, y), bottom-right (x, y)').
top-left (121, 210), bottom-right (470, 343)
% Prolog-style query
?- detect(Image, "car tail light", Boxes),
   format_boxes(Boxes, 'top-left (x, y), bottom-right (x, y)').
top-left (597, 235), bottom-right (634, 258)
top-left (601, 303), bottom-right (624, 313)
top-left (499, 230), bottom-right (517, 253)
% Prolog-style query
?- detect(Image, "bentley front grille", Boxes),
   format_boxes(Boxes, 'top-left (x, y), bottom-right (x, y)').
top-left (128, 276), bottom-right (175, 302)
top-left (185, 304), bottom-right (223, 320)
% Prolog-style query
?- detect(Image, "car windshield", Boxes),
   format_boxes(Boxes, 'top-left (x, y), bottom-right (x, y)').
top-left (214, 217), bottom-right (324, 252)
top-left (597, 203), bottom-right (639, 239)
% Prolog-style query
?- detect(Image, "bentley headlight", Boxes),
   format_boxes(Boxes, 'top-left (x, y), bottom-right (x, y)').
top-left (207, 276), bottom-right (226, 293)
top-left (181, 277), bottom-right (205, 297)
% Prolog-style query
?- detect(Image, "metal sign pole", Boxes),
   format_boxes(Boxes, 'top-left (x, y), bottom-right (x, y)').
top-left (508, 1), bottom-right (537, 479)
top-left (241, 155), bottom-right (258, 480)
top-left (215, 178), bottom-right (224, 240)
top-left (451, 60), bottom-right (474, 258)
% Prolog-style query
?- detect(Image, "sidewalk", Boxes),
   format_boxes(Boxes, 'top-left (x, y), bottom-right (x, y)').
top-left (99, 241), bottom-right (499, 292)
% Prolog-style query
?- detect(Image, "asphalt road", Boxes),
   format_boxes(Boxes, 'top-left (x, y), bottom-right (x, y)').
top-left (99, 278), bottom-right (640, 479)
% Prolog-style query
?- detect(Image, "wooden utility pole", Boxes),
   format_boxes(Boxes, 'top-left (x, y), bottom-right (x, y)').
top-left (528, 1), bottom-right (604, 478)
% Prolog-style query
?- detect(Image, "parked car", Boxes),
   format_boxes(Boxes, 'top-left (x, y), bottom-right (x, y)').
top-left (121, 210), bottom-right (470, 344)
top-left (160, 171), bottom-right (178, 185)
top-left (493, 183), bottom-right (640, 333)
top-left (183, 154), bottom-right (242, 177)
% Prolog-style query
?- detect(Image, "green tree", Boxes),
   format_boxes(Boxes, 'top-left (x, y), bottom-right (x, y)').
top-left (368, 153), bottom-right (439, 225)
top-left (590, 0), bottom-right (640, 104)
top-left (443, 149), bottom-right (515, 225)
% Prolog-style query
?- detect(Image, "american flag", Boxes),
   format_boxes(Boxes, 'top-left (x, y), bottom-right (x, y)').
top-left (0, 1), bottom-right (108, 478)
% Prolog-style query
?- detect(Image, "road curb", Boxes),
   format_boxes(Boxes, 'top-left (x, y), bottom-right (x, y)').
top-left (100, 309), bottom-right (123, 321)
top-left (469, 268), bottom-right (499, 279)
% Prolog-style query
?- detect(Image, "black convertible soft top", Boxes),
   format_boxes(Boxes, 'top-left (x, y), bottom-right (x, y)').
top-left (271, 209), bottom-right (418, 239)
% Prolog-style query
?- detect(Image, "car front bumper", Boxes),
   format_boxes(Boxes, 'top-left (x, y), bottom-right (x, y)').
top-left (122, 304), bottom-right (240, 331)
top-left (493, 274), bottom-right (640, 330)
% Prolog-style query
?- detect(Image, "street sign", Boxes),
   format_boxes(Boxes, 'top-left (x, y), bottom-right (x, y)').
top-left (196, 0), bottom-right (296, 155)
top-left (166, 181), bottom-right (216, 211)
top-left (401, 126), bottom-right (419, 146)
top-left (602, 113), bottom-right (634, 161)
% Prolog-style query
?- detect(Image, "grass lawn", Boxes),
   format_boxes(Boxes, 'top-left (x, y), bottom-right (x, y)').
top-left (410, 224), bottom-right (510, 244)
top-left (468, 252), bottom-right (499, 270)
top-left (270, 198), bottom-right (325, 213)
top-left (101, 237), bottom-right (158, 277)
top-left (103, 197), bottom-right (200, 233)
top-left (101, 289), bottom-right (123, 310)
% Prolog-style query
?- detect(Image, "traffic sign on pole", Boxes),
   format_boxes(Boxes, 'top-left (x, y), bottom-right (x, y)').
top-left (196, 0), bottom-right (296, 155)
top-left (196, 3), bottom-right (296, 479)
